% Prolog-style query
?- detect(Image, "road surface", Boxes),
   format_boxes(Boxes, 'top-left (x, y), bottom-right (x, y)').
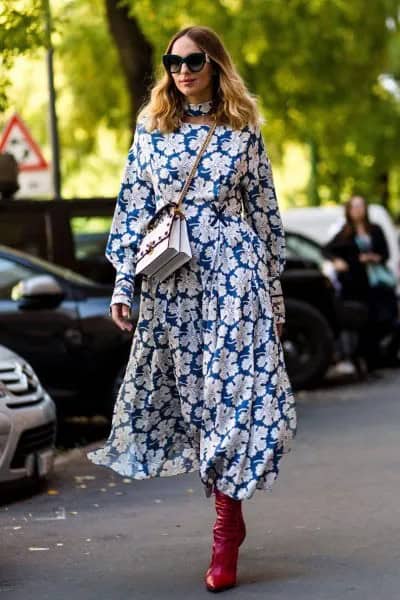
top-left (1, 370), bottom-right (400, 599)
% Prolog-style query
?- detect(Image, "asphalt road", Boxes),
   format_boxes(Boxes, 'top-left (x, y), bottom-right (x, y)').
top-left (1, 370), bottom-right (400, 600)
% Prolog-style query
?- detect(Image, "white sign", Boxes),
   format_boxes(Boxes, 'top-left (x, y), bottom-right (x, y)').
top-left (17, 170), bottom-right (53, 197)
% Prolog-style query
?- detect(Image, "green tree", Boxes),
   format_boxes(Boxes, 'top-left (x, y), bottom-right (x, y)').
top-left (0, 0), bottom-right (44, 110)
top-left (124, 0), bottom-right (400, 209)
top-left (1, 0), bottom-right (138, 196)
top-left (2, 0), bottom-right (400, 212)
top-left (54, 0), bottom-right (131, 183)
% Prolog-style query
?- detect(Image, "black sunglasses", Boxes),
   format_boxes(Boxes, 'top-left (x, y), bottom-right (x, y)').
top-left (162, 52), bottom-right (211, 74)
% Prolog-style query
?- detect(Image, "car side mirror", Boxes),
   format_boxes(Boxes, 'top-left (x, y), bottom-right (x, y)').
top-left (12, 275), bottom-right (65, 310)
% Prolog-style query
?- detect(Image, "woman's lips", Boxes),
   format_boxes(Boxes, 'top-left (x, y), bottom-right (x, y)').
top-left (181, 79), bottom-right (196, 85)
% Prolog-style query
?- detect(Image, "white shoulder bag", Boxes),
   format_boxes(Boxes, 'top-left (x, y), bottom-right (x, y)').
top-left (135, 118), bottom-right (217, 283)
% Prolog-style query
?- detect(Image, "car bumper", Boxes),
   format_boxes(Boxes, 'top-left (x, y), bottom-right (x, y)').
top-left (0, 394), bottom-right (57, 483)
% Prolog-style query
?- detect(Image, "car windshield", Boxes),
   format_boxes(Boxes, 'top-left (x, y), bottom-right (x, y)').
top-left (285, 232), bottom-right (325, 268)
top-left (70, 217), bottom-right (111, 260)
top-left (0, 244), bottom-right (100, 286)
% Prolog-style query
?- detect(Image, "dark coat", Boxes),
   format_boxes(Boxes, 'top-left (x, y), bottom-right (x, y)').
top-left (323, 223), bottom-right (390, 303)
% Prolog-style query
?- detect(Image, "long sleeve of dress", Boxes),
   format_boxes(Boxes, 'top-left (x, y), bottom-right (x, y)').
top-left (106, 122), bottom-right (156, 311)
top-left (240, 125), bottom-right (286, 324)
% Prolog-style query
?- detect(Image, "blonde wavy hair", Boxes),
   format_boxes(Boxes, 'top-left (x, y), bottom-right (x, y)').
top-left (138, 26), bottom-right (262, 133)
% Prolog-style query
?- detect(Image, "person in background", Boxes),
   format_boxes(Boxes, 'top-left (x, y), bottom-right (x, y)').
top-left (324, 195), bottom-right (399, 374)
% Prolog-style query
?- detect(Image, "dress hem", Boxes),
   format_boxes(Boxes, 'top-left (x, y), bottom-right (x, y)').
top-left (86, 443), bottom-right (294, 501)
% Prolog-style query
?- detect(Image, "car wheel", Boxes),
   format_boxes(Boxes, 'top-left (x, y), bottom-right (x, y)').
top-left (282, 298), bottom-right (334, 389)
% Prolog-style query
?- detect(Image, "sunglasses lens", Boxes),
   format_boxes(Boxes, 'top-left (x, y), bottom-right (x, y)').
top-left (163, 55), bottom-right (181, 73)
top-left (186, 53), bottom-right (206, 72)
top-left (169, 59), bottom-right (181, 73)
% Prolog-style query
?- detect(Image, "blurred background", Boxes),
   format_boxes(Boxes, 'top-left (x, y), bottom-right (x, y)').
top-left (1, 0), bottom-right (400, 213)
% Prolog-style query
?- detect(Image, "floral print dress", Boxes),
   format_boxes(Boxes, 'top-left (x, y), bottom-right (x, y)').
top-left (87, 100), bottom-right (297, 501)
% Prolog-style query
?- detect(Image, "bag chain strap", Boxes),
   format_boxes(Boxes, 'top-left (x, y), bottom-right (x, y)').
top-left (174, 117), bottom-right (217, 217)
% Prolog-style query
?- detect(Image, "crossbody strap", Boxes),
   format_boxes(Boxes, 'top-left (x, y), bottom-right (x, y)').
top-left (175, 117), bottom-right (217, 215)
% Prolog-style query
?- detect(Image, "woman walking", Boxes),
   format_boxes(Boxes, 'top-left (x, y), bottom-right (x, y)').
top-left (87, 25), bottom-right (297, 592)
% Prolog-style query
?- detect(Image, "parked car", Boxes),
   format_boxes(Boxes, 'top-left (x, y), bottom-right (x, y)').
top-left (0, 344), bottom-right (56, 485)
top-left (285, 230), bottom-right (400, 371)
top-left (72, 229), bottom-right (344, 388)
top-left (0, 197), bottom-right (116, 283)
top-left (0, 244), bottom-right (139, 417)
top-left (0, 241), bottom-right (344, 398)
top-left (0, 199), bottom-right (361, 390)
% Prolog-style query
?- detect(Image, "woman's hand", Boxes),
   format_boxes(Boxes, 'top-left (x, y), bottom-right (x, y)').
top-left (359, 252), bottom-right (381, 264)
top-left (277, 323), bottom-right (284, 338)
top-left (332, 257), bottom-right (349, 272)
top-left (110, 303), bottom-right (133, 332)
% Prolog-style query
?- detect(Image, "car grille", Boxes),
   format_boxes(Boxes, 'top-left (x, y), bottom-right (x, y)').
top-left (0, 359), bottom-right (45, 408)
top-left (10, 422), bottom-right (57, 469)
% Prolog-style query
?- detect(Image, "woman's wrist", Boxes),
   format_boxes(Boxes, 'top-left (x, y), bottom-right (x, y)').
top-left (108, 295), bottom-right (132, 316)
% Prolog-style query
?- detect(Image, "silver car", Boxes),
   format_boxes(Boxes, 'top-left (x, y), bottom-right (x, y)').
top-left (0, 345), bottom-right (57, 484)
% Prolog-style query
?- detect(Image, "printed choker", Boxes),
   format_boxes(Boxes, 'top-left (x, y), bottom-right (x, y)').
top-left (183, 99), bottom-right (214, 116)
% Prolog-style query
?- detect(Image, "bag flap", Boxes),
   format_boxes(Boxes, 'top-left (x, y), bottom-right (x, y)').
top-left (137, 212), bottom-right (176, 260)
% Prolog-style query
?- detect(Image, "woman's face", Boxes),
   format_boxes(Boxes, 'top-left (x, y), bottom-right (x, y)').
top-left (169, 35), bottom-right (214, 101)
top-left (348, 196), bottom-right (367, 223)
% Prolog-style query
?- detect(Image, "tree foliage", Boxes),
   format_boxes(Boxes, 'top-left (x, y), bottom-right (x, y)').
top-left (1, 0), bottom-right (131, 196)
top-left (54, 0), bottom-right (130, 178)
top-left (0, 0), bottom-right (44, 110)
top-left (1, 0), bottom-right (400, 211)
top-left (124, 0), bottom-right (400, 208)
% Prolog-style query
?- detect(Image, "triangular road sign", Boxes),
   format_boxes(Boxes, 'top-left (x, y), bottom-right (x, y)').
top-left (0, 113), bottom-right (48, 172)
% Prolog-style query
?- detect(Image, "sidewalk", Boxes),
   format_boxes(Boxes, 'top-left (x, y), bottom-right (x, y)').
top-left (1, 370), bottom-right (400, 599)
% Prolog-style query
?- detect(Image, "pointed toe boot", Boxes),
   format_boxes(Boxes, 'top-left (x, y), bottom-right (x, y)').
top-left (205, 488), bottom-right (245, 593)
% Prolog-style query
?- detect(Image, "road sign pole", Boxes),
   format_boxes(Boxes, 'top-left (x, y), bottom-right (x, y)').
top-left (43, 0), bottom-right (62, 200)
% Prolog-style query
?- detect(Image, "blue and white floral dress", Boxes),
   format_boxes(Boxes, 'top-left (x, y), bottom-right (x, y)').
top-left (87, 100), bottom-right (297, 501)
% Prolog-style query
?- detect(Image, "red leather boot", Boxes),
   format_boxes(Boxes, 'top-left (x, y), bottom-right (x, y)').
top-left (205, 488), bottom-right (244, 592)
top-left (209, 486), bottom-right (246, 545)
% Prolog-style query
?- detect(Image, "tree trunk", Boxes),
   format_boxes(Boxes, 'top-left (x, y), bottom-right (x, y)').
top-left (104, 0), bottom-right (154, 131)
